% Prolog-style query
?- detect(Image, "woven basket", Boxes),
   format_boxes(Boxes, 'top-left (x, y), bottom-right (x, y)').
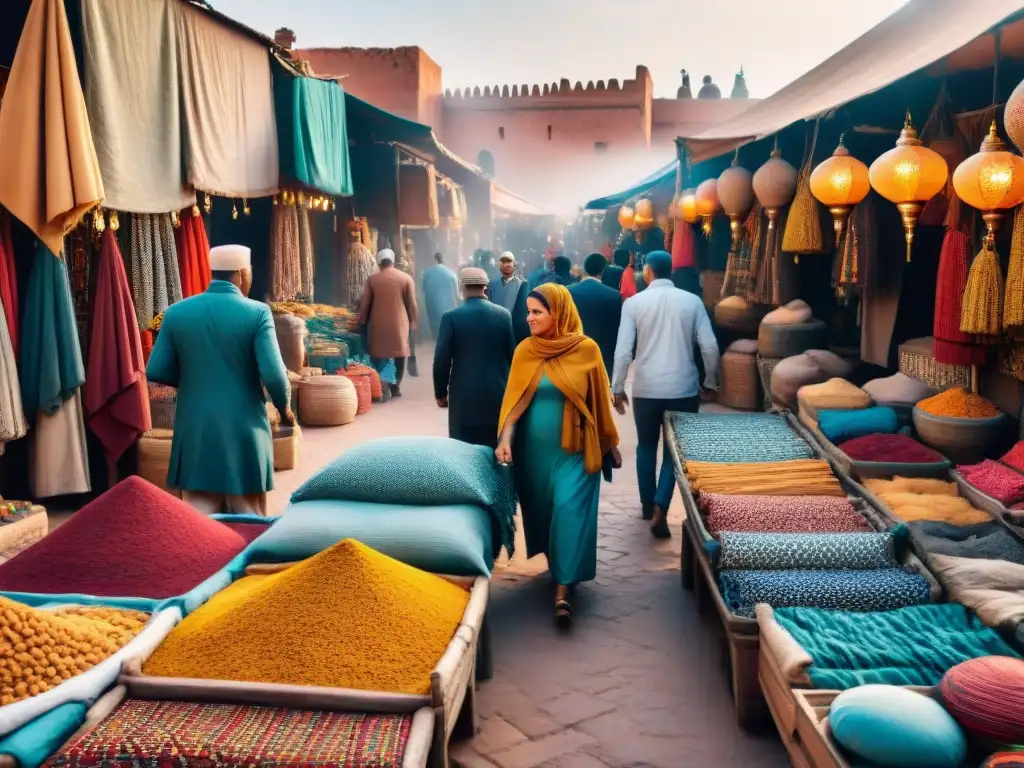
top-left (138, 429), bottom-right (175, 495)
top-left (148, 389), bottom-right (177, 431)
top-left (756, 355), bottom-right (785, 412)
top-left (912, 408), bottom-right (1009, 465)
top-left (898, 338), bottom-right (970, 391)
top-left (345, 364), bottom-right (384, 400)
top-left (757, 319), bottom-right (829, 359)
top-left (298, 376), bottom-right (358, 427)
top-left (273, 425), bottom-right (301, 471)
top-left (715, 300), bottom-right (769, 335)
top-left (719, 351), bottom-right (760, 411)
top-left (343, 373), bottom-right (372, 415)
top-left (299, 367), bottom-right (324, 378)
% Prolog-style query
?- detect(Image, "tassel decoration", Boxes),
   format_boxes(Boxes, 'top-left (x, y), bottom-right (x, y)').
top-left (960, 235), bottom-right (1005, 337)
top-left (1004, 206), bottom-right (1024, 336)
top-left (94, 209), bottom-right (106, 233)
top-left (191, 203), bottom-right (200, 218)
top-left (934, 230), bottom-right (986, 364)
top-left (108, 211), bottom-right (120, 232)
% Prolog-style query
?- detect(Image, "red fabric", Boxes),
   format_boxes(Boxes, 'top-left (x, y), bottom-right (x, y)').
top-left (84, 230), bottom-right (152, 462)
top-left (838, 433), bottom-right (944, 463)
top-left (0, 210), bottom-right (18, 354)
top-left (934, 229), bottom-right (986, 365)
top-left (175, 211), bottom-right (212, 298)
top-left (140, 330), bottom-right (154, 364)
top-left (0, 476), bottom-right (251, 598)
top-left (671, 219), bottom-right (696, 269)
top-left (620, 265), bottom-right (637, 299)
top-left (221, 521), bottom-right (270, 544)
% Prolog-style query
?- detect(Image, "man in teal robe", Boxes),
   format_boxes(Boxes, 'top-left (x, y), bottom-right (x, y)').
top-left (146, 245), bottom-right (292, 515)
top-left (421, 252), bottom-right (460, 339)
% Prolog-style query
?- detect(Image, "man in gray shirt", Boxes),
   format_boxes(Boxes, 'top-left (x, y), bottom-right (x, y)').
top-left (489, 251), bottom-right (523, 313)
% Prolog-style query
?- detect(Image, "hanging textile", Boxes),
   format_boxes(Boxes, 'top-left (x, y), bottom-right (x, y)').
top-left (270, 203), bottom-right (302, 301)
top-left (398, 164), bottom-right (440, 228)
top-left (297, 204), bottom-right (315, 300)
top-left (671, 218), bottom-right (696, 270)
top-left (346, 238), bottom-right (376, 306)
top-left (273, 58), bottom-right (353, 197)
top-left (1004, 205), bottom-right (1024, 336)
top-left (0, 0), bottom-right (103, 255)
top-left (175, 210), bottom-right (212, 299)
top-left (0, 298), bottom-right (27, 454)
top-left (81, 0), bottom-right (194, 213)
top-left (933, 230), bottom-right (985, 364)
top-left (961, 237), bottom-right (1004, 337)
top-left (129, 214), bottom-right (183, 328)
top-left (833, 195), bottom-right (878, 301)
top-left (175, 2), bottom-right (279, 199)
top-left (84, 229), bottom-right (152, 462)
top-left (0, 211), bottom-right (18, 354)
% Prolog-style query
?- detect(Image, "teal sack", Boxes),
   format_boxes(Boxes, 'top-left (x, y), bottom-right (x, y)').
top-left (0, 702), bottom-right (86, 768)
top-left (247, 500), bottom-right (494, 576)
top-left (0, 592), bottom-right (160, 612)
top-left (818, 406), bottom-right (899, 444)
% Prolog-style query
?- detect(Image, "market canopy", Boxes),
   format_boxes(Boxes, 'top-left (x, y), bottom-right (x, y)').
top-left (583, 159), bottom-right (677, 211)
top-left (682, 0), bottom-right (1024, 164)
top-left (492, 184), bottom-right (549, 217)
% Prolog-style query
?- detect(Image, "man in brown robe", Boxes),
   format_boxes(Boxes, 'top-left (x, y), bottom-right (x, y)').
top-left (359, 248), bottom-right (419, 397)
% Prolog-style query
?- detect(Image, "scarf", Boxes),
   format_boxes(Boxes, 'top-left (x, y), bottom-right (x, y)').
top-left (174, 209), bottom-right (212, 299)
top-left (498, 283), bottom-right (619, 475)
top-left (129, 213), bottom-right (183, 328)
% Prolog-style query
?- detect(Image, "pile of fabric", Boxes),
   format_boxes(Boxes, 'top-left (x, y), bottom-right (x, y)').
top-left (686, 459), bottom-right (844, 496)
top-left (864, 477), bottom-right (993, 526)
top-left (958, 460), bottom-right (1024, 505)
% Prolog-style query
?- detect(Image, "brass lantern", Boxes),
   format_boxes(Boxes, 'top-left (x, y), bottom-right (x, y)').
top-left (810, 136), bottom-right (870, 246)
top-left (617, 205), bottom-right (635, 230)
top-left (752, 144), bottom-right (798, 230)
top-left (869, 113), bottom-right (949, 261)
top-left (952, 121), bottom-right (1024, 237)
top-left (695, 179), bottom-right (720, 237)
top-left (718, 156), bottom-right (755, 249)
top-left (633, 198), bottom-right (655, 231)
top-left (679, 189), bottom-right (699, 224)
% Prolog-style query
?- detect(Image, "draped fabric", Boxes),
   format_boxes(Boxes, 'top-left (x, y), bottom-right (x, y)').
top-left (346, 240), bottom-right (376, 306)
top-left (81, 0), bottom-right (195, 213)
top-left (0, 298), bottom-right (27, 452)
top-left (297, 204), bottom-right (315, 300)
top-left (0, 0), bottom-right (103, 255)
top-left (834, 195), bottom-right (877, 299)
top-left (84, 230), bottom-right (152, 462)
top-left (130, 214), bottom-right (183, 328)
top-left (0, 211), bottom-right (18, 354)
top-left (671, 218), bottom-right (696, 270)
top-left (175, 211), bottom-right (212, 299)
top-left (270, 204), bottom-right (302, 301)
top-left (176, 2), bottom-right (279, 198)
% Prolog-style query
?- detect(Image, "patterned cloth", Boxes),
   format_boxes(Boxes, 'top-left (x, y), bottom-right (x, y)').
top-left (298, 204), bottom-right (314, 300)
top-left (129, 213), bottom-right (183, 328)
top-left (347, 241), bottom-right (376, 306)
top-left (717, 532), bottom-right (897, 570)
top-left (719, 568), bottom-right (932, 618)
top-left (271, 204), bottom-right (302, 302)
top-left (910, 521), bottom-right (1024, 565)
top-left (45, 699), bottom-right (411, 768)
top-left (700, 492), bottom-right (871, 535)
top-left (0, 296), bottom-right (26, 452)
top-left (670, 412), bottom-right (813, 463)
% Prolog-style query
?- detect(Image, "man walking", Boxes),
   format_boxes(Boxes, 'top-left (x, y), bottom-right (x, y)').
top-left (422, 251), bottom-right (460, 339)
top-left (611, 250), bottom-right (719, 538)
top-left (569, 253), bottom-right (622, 376)
top-left (489, 251), bottom-right (523, 313)
top-left (602, 248), bottom-right (630, 291)
top-left (146, 245), bottom-right (292, 515)
top-left (433, 268), bottom-right (515, 448)
top-left (360, 248), bottom-right (419, 397)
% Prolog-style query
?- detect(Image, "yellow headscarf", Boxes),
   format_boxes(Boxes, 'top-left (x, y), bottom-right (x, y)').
top-left (498, 283), bottom-right (619, 474)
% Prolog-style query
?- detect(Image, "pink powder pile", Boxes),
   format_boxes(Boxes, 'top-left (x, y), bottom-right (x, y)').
top-left (958, 460), bottom-right (1024, 506)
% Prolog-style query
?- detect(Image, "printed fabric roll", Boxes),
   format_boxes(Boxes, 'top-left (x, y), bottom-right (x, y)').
top-left (719, 568), bottom-right (932, 618)
top-left (717, 532), bottom-right (897, 570)
top-left (701, 492), bottom-right (871, 535)
top-left (671, 411), bottom-right (813, 463)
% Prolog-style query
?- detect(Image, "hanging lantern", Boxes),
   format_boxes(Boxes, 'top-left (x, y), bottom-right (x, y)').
top-left (752, 144), bottom-right (798, 230)
top-left (695, 179), bottom-right (720, 237)
top-left (869, 113), bottom-right (949, 261)
top-left (953, 121), bottom-right (1024, 236)
top-left (718, 155), bottom-right (754, 249)
top-left (634, 198), bottom-right (655, 230)
top-left (617, 204), bottom-right (635, 229)
top-left (1005, 77), bottom-right (1024, 153)
top-left (810, 135), bottom-right (871, 246)
top-left (678, 189), bottom-right (699, 224)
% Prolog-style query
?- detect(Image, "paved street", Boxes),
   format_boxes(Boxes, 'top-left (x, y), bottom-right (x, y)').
top-left (269, 344), bottom-right (789, 768)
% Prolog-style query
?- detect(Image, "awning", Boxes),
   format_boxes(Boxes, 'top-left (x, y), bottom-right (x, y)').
top-left (583, 159), bottom-right (678, 211)
top-left (344, 92), bottom-right (433, 147)
top-left (683, 0), bottom-right (1024, 164)
top-left (492, 184), bottom-right (548, 217)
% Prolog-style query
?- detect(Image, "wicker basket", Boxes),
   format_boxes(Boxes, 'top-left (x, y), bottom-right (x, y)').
top-left (299, 367), bottom-right (324, 378)
top-left (757, 319), bottom-right (829, 359)
top-left (756, 355), bottom-right (785, 412)
top-left (898, 337), bottom-right (971, 391)
top-left (345, 364), bottom-right (384, 400)
top-left (148, 390), bottom-right (177, 431)
top-left (719, 351), bottom-right (760, 411)
top-left (298, 376), bottom-right (358, 427)
top-left (137, 429), bottom-right (176, 495)
top-left (273, 425), bottom-right (301, 471)
top-left (715, 299), bottom-right (769, 335)
top-left (343, 373), bottom-right (372, 415)
top-left (912, 408), bottom-right (1009, 465)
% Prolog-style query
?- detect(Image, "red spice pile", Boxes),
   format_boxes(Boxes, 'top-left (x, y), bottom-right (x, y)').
top-left (838, 433), bottom-right (944, 464)
top-left (0, 477), bottom-right (251, 598)
top-left (958, 460), bottom-right (1024, 506)
top-left (1001, 441), bottom-right (1024, 474)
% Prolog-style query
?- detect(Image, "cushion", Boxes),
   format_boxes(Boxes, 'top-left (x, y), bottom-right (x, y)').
top-left (805, 349), bottom-right (854, 379)
top-left (940, 656), bottom-right (1024, 747)
top-left (770, 353), bottom-right (826, 408)
top-left (246, 500), bottom-right (494, 576)
top-left (862, 372), bottom-right (937, 406)
top-left (829, 685), bottom-right (966, 768)
top-left (761, 299), bottom-right (813, 325)
top-left (727, 338), bottom-right (759, 355)
top-left (817, 406), bottom-right (899, 444)
top-left (797, 378), bottom-right (873, 425)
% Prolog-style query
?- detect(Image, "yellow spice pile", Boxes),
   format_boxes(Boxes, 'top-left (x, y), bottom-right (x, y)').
top-left (0, 600), bottom-right (148, 705)
top-left (685, 459), bottom-right (845, 497)
top-left (143, 539), bottom-right (470, 695)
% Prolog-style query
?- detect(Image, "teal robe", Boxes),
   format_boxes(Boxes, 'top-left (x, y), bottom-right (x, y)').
top-left (422, 264), bottom-right (460, 338)
top-left (146, 281), bottom-right (290, 495)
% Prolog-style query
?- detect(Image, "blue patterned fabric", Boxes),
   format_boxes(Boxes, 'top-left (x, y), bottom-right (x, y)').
top-left (717, 532), bottom-right (898, 570)
top-left (719, 568), bottom-right (932, 618)
top-left (817, 406), bottom-right (899, 444)
top-left (669, 412), bottom-right (813, 463)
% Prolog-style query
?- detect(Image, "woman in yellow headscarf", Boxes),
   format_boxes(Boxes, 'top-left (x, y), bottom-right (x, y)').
top-left (496, 283), bottom-right (621, 624)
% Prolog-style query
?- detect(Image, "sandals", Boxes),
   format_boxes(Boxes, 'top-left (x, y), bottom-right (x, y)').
top-left (651, 506), bottom-right (671, 540)
top-left (554, 598), bottom-right (572, 627)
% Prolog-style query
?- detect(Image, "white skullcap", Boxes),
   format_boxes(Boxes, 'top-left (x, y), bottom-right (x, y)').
top-left (460, 267), bottom-right (489, 287)
top-left (209, 245), bottom-right (251, 272)
top-left (377, 248), bottom-right (395, 264)
top-left (499, 251), bottom-right (515, 262)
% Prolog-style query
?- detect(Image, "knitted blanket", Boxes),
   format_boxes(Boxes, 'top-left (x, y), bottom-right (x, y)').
top-left (716, 531), bottom-right (899, 570)
top-left (670, 412), bottom-right (813, 463)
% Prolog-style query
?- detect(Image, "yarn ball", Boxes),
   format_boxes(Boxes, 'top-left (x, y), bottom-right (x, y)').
top-left (940, 656), bottom-right (1024, 746)
top-left (830, 685), bottom-right (967, 768)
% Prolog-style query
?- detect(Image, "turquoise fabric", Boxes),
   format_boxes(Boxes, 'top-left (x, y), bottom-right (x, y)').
top-left (829, 685), bottom-right (966, 768)
top-left (774, 603), bottom-right (1020, 689)
top-left (245, 499), bottom-right (493, 576)
top-left (817, 406), bottom-right (899, 444)
top-left (19, 244), bottom-right (85, 415)
top-left (670, 412), bottom-right (813, 463)
top-left (515, 375), bottom-right (600, 586)
top-left (0, 702), bottom-right (86, 768)
top-left (273, 60), bottom-right (353, 197)
top-left (146, 281), bottom-right (290, 495)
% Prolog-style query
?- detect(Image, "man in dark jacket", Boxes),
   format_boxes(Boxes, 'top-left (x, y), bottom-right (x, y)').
top-left (602, 248), bottom-right (629, 291)
top-left (569, 253), bottom-right (623, 376)
top-left (433, 268), bottom-right (516, 449)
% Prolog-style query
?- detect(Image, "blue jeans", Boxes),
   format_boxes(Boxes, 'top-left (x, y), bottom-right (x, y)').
top-left (633, 396), bottom-right (699, 509)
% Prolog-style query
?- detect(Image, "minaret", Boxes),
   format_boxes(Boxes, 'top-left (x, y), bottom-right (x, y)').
top-left (731, 66), bottom-right (750, 99)
top-left (677, 69), bottom-right (693, 99)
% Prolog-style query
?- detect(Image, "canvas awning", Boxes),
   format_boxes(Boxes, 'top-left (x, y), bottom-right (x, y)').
top-left (683, 0), bottom-right (1024, 164)
top-left (583, 159), bottom-right (678, 211)
top-left (492, 184), bottom-right (548, 217)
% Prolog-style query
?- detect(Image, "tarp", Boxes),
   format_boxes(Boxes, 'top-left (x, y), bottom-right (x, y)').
top-left (345, 91), bottom-right (433, 147)
top-left (584, 159), bottom-right (678, 211)
top-left (273, 57), bottom-right (353, 197)
top-left (492, 183), bottom-right (548, 217)
top-left (683, 0), bottom-right (1024, 163)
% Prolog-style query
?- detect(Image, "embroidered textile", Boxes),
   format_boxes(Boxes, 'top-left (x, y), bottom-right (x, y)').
top-left (717, 532), bottom-right (897, 570)
top-left (129, 214), bottom-right (183, 328)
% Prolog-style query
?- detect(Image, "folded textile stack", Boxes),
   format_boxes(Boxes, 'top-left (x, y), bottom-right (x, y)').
top-left (686, 459), bottom-right (844, 496)
top-left (864, 477), bottom-right (993, 526)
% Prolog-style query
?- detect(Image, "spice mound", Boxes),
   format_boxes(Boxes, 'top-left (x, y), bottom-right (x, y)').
top-left (0, 476), bottom-right (251, 599)
top-left (143, 539), bottom-right (470, 695)
top-left (917, 387), bottom-right (1001, 419)
top-left (0, 598), bottom-right (148, 705)
top-left (839, 434), bottom-right (945, 464)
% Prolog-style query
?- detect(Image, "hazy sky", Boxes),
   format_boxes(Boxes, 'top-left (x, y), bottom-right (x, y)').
top-left (214, 0), bottom-right (909, 98)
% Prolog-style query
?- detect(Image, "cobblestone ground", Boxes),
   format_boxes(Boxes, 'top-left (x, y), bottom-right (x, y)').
top-left (273, 346), bottom-right (789, 768)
